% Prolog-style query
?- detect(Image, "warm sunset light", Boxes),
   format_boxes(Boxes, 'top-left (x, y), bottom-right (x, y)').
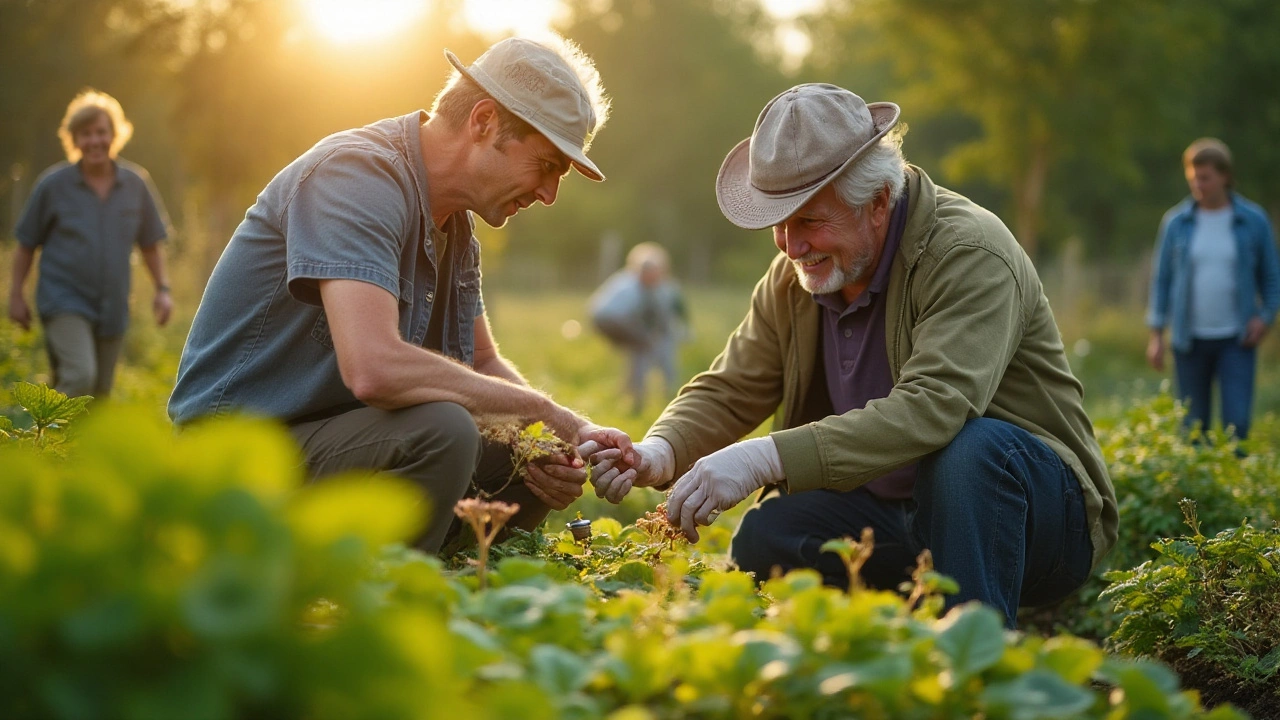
top-left (301, 0), bottom-right (427, 44)
top-left (462, 0), bottom-right (562, 37)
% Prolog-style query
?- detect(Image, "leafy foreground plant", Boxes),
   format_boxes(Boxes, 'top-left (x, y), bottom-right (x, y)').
top-left (1103, 499), bottom-right (1280, 717)
top-left (0, 407), bottom-right (1246, 720)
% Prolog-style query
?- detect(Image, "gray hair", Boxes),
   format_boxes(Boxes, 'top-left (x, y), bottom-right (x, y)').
top-left (832, 126), bottom-right (908, 213)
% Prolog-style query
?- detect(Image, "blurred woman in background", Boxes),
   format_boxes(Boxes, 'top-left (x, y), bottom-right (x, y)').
top-left (8, 89), bottom-right (173, 398)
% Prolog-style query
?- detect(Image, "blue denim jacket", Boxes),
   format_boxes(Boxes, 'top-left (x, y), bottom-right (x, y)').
top-left (169, 112), bottom-right (483, 424)
top-left (1146, 193), bottom-right (1280, 353)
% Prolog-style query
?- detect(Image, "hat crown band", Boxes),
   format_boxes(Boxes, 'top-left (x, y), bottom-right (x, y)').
top-left (748, 85), bottom-right (876, 193)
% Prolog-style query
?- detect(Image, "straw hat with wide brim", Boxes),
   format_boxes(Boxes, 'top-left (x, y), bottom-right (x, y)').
top-left (716, 84), bottom-right (899, 230)
top-left (445, 38), bottom-right (605, 182)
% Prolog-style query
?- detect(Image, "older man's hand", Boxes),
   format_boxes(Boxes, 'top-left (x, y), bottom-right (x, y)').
top-left (666, 436), bottom-right (784, 543)
top-left (582, 436), bottom-right (675, 504)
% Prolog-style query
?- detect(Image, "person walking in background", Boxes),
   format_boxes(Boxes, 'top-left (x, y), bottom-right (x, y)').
top-left (589, 242), bottom-right (688, 415)
top-left (8, 89), bottom-right (173, 399)
top-left (1146, 138), bottom-right (1280, 440)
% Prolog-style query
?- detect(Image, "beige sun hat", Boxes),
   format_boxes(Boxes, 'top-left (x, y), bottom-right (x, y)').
top-left (445, 38), bottom-right (604, 181)
top-left (716, 84), bottom-right (900, 229)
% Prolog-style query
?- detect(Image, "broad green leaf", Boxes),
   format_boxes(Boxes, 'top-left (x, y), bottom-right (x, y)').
top-left (611, 561), bottom-right (655, 587)
top-left (13, 382), bottom-right (91, 428)
top-left (1039, 636), bottom-right (1103, 684)
top-left (287, 475), bottom-right (425, 547)
top-left (816, 655), bottom-right (913, 697)
top-left (935, 604), bottom-right (1007, 678)
top-left (528, 644), bottom-right (593, 695)
top-left (981, 670), bottom-right (1094, 719)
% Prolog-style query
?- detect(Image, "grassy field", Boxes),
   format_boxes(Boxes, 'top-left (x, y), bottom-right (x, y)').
top-left (5, 236), bottom-right (1280, 530)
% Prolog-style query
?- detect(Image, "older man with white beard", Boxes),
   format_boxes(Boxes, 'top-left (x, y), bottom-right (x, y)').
top-left (580, 83), bottom-right (1118, 628)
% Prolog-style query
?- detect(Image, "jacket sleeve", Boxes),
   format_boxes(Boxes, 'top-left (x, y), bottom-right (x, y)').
top-left (646, 261), bottom-right (787, 474)
top-left (1254, 212), bottom-right (1280, 325)
top-left (1146, 212), bottom-right (1175, 330)
top-left (771, 243), bottom-right (1024, 493)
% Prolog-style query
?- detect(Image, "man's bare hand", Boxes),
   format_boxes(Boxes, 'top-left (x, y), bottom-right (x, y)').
top-left (1146, 331), bottom-right (1165, 371)
top-left (8, 295), bottom-right (31, 331)
top-left (1243, 317), bottom-right (1269, 348)
top-left (524, 453), bottom-right (587, 510)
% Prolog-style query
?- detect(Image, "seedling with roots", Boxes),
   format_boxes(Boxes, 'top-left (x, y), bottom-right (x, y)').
top-left (453, 498), bottom-right (521, 590)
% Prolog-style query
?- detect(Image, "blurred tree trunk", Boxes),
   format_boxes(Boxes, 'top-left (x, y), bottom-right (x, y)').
top-left (1012, 141), bottom-right (1049, 260)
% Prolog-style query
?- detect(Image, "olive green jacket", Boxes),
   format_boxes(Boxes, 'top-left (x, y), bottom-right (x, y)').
top-left (647, 167), bottom-right (1117, 570)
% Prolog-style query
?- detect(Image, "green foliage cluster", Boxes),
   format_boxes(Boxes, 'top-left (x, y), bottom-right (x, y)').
top-left (0, 403), bottom-right (1243, 719)
top-left (1043, 393), bottom-right (1280, 638)
top-left (0, 381), bottom-right (92, 448)
top-left (1103, 500), bottom-right (1280, 712)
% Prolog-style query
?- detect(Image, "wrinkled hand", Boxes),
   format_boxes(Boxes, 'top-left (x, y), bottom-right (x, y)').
top-left (523, 453), bottom-right (587, 510)
top-left (153, 290), bottom-right (173, 327)
top-left (1146, 332), bottom-right (1165, 371)
top-left (667, 437), bottom-right (784, 543)
top-left (581, 431), bottom-right (674, 504)
top-left (8, 295), bottom-right (31, 331)
top-left (1243, 317), bottom-right (1269, 348)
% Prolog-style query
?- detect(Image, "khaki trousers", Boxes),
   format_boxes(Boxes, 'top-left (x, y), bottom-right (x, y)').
top-left (288, 402), bottom-right (551, 554)
top-left (44, 314), bottom-right (124, 399)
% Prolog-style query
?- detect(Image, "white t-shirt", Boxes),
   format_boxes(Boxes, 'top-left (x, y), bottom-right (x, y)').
top-left (1188, 206), bottom-right (1240, 339)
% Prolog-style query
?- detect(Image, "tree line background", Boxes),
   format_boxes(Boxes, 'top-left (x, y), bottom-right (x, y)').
top-left (1, 0), bottom-right (1277, 291)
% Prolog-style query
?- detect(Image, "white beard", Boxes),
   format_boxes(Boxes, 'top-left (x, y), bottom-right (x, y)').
top-left (792, 251), bottom-right (874, 296)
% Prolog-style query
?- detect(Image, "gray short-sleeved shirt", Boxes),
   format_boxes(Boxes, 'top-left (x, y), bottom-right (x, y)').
top-left (14, 159), bottom-right (169, 337)
top-left (168, 112), bottom-right (484, 425)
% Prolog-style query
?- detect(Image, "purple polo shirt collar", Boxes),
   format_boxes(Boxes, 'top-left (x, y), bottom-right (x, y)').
top-left (813, 194), bottom-right (916, 499)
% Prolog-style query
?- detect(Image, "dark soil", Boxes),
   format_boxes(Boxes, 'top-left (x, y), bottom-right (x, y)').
top-left (1168, 653), bottom-right (1278, 719)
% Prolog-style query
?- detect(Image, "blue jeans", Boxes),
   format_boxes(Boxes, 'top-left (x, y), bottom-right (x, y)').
top-left (1173, 337), bottom-right (1256, 440)
top-left (730, 418), bottom-right (1093, 628)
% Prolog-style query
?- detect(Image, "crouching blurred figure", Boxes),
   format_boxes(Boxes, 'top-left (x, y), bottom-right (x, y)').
top-left (590, 242), bottom-right (688, 415)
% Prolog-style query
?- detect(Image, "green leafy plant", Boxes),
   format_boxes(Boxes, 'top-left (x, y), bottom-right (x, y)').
top-left (1038, 393), bottom-right (1280, 639)
top-left (477, 420), bottom-right (579, 499)
top-left (0, 382), bottom-right (91, 449)
top-left (0, 403), bottom-right (1248, 720)
top-left (1103, 499), bottom-right (1280, 714)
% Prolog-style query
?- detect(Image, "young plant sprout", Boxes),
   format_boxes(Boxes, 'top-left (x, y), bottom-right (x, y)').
top-left (453, 497), bottom-right (521, 590)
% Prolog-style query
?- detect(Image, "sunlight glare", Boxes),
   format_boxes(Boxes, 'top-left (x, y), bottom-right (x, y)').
top-left (302, 0), bottom-right (427, 44)
top-left (463, 0), bottom-right (562, 38)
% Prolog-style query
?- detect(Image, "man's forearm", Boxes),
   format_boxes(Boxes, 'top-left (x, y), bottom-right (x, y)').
top-left (9, 245), bottom-right (34, 299)
top-left (475, 353), bottom-right (529, 387)
top-left (140, 245), bottom-right (170, 291)
top-left (359, 342), bottom-right (556, 417)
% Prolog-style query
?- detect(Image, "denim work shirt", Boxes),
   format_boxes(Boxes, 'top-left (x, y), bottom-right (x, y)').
top-left (14, 159), bottom-right (169, 337)
top-left (169, 112), bottom-right (484, 425)
top-left (1147, 192), bottom-right (1280, 353)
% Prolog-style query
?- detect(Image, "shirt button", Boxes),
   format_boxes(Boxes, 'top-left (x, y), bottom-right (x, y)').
top-left (843, 328), bottom-right (853, 338)
top-left (425, 291), bottom-right (435, 303)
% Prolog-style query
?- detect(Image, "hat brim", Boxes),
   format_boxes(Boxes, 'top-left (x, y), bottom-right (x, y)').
top-left (445, 49), bottom-right (604, 182)
top-left (715, 103), bottom-right (900, 230)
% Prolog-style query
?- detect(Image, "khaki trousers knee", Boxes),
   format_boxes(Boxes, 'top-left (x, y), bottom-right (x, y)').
top-left (44, 314), bottom-right (123, 398)
top-left (288, 402), bottom-right (551, 555)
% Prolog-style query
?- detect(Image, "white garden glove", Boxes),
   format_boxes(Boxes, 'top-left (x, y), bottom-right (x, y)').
top-left (666, 436), bottom-right (785, 542)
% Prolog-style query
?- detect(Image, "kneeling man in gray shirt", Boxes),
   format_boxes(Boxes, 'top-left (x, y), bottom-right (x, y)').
top-left (170, 37), bottom-right (615, 552)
